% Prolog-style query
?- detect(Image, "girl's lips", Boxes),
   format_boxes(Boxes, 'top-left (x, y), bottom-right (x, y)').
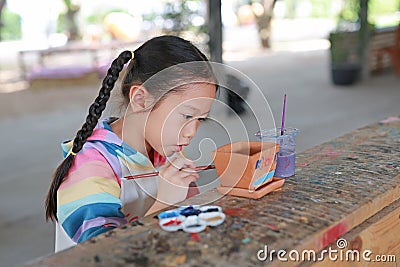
top-left (175, 144), bottom-right (188, 152)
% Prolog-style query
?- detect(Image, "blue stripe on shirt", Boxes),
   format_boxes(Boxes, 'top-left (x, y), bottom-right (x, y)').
top-left (58, 192), bottom-right (122, 224)
top-left (61, 202), bottom-right (125, 238)
top-left (77, 226), bottom-right (115, 243)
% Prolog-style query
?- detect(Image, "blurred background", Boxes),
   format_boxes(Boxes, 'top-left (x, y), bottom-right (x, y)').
top-left (0, 0), bottom-right (399, 266)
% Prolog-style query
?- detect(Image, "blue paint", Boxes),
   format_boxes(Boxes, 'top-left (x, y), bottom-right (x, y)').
top-left (252, 170), bottom-right (275, 187)
top-left (242, 237), bottom-right (251, 244)
top-left (255, 159), bottom-right (261, 169)
top-left (158, 210), bottom-right (180, 219)
top-left (180, 206), bottom-right (201, 217)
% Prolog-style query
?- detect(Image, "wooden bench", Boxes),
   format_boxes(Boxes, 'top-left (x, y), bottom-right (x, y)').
top-left (18, 40), bottom-right (140, 89)
top-left (369, 26), bottom-right (400, 75)
top-left (25, 116), bottom-right (400, 266)
top-left (330, 26), bottom-right (400, 76)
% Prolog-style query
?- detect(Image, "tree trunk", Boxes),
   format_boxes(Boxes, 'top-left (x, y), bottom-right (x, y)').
top-left (253, 0), bottom-right (278, 49)
top-left (0, 0), bottom-right (6, 41)
top-left (208, 0), bottom-right (222, 63)
top-left (65, 9), bottom-right (79, 41)
top-left (63, 0), bottom-right (80, 41)
top-left (359, 0), bottom-right (369, 79)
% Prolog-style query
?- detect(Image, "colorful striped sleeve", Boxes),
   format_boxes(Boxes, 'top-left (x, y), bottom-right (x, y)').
top-left (57, 148), bottom-right (127, 243)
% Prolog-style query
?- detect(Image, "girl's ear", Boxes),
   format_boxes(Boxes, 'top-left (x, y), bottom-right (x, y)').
top-left (129, 85), bottom-right (152, 112)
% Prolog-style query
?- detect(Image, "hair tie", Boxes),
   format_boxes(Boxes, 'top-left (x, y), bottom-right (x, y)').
top-left (68, 148), bottom-right (77, 157)
top-left (131, 51), bottom-right (135, 59)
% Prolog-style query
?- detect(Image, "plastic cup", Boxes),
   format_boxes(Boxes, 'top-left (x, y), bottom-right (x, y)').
top-left (256, 127), bottom-right (299, 178)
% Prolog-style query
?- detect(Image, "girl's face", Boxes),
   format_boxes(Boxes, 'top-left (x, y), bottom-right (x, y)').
top-left (145, 83), bottom-right (216, 157)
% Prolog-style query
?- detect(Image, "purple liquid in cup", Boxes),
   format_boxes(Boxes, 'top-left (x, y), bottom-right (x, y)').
top-left (256, 127), bottom-right (299, 178)
top-left (275, 152), bottom-right (296, 178)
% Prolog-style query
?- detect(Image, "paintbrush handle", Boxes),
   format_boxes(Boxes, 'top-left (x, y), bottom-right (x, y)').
top-left (124, 165), bottom-right (215, 180)
top-left (281, 94), bottom-right (287, 136)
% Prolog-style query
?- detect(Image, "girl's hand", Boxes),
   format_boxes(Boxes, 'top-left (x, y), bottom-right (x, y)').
top-left (156, 155), bottom-right (200, 205)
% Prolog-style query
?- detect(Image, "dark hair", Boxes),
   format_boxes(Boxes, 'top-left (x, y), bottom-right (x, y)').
top-left (45, 35), bottom-right (216, 221)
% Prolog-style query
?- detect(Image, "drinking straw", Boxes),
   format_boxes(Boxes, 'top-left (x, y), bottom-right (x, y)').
top-left (280, 94), bottom-right (287, 136)
top-left (124, 165), bottom-right (215, 180)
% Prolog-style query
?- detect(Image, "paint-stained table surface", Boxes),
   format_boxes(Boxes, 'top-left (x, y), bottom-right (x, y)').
top-left (26, 116), bottom-right (400, 266)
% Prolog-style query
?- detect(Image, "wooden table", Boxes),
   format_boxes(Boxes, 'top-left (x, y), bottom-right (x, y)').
top-left (26, 117), bottom-right (400, 266)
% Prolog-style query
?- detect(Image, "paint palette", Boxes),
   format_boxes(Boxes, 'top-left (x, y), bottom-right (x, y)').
top-left (157, 205), bottom-right (225, 233)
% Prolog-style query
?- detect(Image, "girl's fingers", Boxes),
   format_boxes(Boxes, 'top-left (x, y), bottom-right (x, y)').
top-left (169, 171), bottom-right (199, 184)
top-left (175, 174), bottom-right (199, 188)
top-left (163, 159), bottom-right (171, 168)
top-left (173, 156), bottom-right (196, 170)
top-left (160, 171), bottom-right (199, 188)
top-left (163, 156), bottom-right (196, 176)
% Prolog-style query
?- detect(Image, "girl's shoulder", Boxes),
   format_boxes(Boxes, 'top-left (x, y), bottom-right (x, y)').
top-left (61, 147), bottom-right (121, 190)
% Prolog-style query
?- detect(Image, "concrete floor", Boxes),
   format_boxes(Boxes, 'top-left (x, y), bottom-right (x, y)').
top-left (1, 24), bottom-right (400, 266)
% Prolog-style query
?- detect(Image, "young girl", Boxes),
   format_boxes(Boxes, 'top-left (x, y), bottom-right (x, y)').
top-left (45, 35), bottom-right (217, 252)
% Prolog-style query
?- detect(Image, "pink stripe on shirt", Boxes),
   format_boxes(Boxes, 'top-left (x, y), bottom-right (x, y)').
top-left (59, 160), bottom-right (119, 190)
top-left (68, 148), bottom-right (109, 174)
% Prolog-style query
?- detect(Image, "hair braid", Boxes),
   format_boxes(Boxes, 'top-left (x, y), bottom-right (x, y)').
top-left (71, 52), bottom-right (131, 154)
top-left (45, 50), bottom-right (132, 221)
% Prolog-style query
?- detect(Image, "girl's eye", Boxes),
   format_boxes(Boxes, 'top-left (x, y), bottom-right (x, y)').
top-left (183, 114), bottom-right (208, 122)
top-left (198, 117), bottom-right (207, 122)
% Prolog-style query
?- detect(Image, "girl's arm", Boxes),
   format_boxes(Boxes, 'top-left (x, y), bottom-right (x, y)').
top-left (145, 199), bottom-right (170, 217)
top-left (57, 157), bottom-right (126, 243)
top-left (144, 181), bottom-right (199, 216)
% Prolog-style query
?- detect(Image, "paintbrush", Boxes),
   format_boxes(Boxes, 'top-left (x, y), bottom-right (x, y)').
top-left (124, 165), bottom-right (216, 180)
top-left (280, 94), bottom-right (287, 136)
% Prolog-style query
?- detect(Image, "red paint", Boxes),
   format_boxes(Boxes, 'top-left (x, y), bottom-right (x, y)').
top-left (296, 162), bottom-right (309, 167)
top-left (325, 148), bottom-right (342, 158)
top-left (191, 233), bottom-right (201, 241)
top-left (255, 156), bottom-right (273, 171)
top-left (128, 216), bottom-right (139, 223)
top-left (319, 222), bottom-right (348, 249)
top-left (296, 148), bottom-right (342, 167)
top-left (224, 208), bottom-right (248, 216)
top-left (264, 223), bottom-right (279, 232)
top-left (162, 218), bottom-right (182, 226)
top-left (296, 155), bottom-right (319, 167)
top-left (284, 157), bottom-right (291, 169)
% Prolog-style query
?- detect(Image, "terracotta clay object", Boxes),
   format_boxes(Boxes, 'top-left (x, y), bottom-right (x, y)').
top-left (212, 141), bottom-right (279, 191)
top-left (217, 178), bottom-right (285, 199)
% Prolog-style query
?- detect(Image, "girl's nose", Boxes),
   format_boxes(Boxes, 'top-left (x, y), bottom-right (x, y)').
top-left (182, 120), bottom-right (200, 139)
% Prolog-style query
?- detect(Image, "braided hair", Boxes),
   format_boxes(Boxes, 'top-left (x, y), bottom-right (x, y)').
top-left (45, 35), bottom-right (216, 221)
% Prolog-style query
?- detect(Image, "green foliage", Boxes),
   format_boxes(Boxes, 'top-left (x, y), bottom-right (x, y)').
top-left (369, 0), bottom-right (400, 27)
top-left (0, 7), bottom-right (21, 40)
top-left (337, 0), bottom-right (400, 26)
top-left (339, 0), bottom-right (360, 23)
top-left (308, 0), bottom-right (336, 18)
top-left (369, 0), bottom-right (399, 15)
top-left (57, 13), bottom-right (68, 33)
top-left (160, 0), bottom-right (206, 36)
